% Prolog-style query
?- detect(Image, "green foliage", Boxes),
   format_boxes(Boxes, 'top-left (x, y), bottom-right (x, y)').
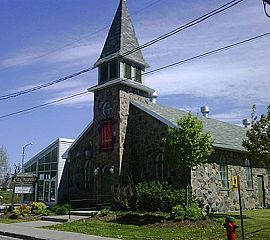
top-left (13, 202), bottom-right (48, 216)
top-left (100, 208), bottom-right (110, 217)
top-left (134, 181), bottom-right (187, 212)
top-left (243, 105), bottom-right (270, 168)
top-left (51, 204), bottom-right (70, 215)
top-left (28, 201), bottom-right (47, 215)
top-left (0, 146), bottom-right (8, 181)
top-left (163, 113), bottom-right (214, 168)
top-left (185, 203), bottom-right (204, 221)
top-left (13, 205), bottom-right (31, 216)
top-left (171, 205), bottom-right (185, 221)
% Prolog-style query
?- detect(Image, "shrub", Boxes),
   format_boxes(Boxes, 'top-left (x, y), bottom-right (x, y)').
top-left (51, 204), bottom-right (70, 215)
top-left (134, 181), bottom-right (186, 212)
top-left (100, 208), bottom-right (110, 217)
top-left (13, 205), bottom-right (31, 216)
top-left (29, 202), bottom-right (47, 215)
top-left (185, 203), bottom-right (204, 221)
top-left (171, 205), bottom-right (185, 221)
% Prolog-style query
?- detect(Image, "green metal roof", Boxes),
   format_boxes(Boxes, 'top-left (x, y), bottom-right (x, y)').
top-left (131, 100), bottom-right (248, 152)
top-left (94, 0), bottom-right (149, 68)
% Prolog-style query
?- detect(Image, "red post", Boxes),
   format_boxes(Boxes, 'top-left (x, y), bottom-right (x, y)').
top-left (224, 216), bottom-right (237, 240)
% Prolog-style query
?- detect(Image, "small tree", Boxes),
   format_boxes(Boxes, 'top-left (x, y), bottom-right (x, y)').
top-left (242, 105), bottom-right (270, 168)
top-left (0, 146), bottom-right (8, 183)
top-left (163, 113), bottom-right (214, 169)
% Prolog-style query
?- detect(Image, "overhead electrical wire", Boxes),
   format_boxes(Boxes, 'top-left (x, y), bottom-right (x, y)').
top-left (0, 0), bottom-right (164, 73)
top-left (0, 91), bottom-right (89, 120)
top-left (0, 31), bottom-right (269, 121)
top-left (0, 0), bottom-right (244, 101)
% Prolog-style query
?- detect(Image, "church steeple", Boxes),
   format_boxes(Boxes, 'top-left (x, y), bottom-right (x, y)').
top-left (94, 0), bottom-right (148, 68)
top-left (94, 0), bottom-right (149, 84)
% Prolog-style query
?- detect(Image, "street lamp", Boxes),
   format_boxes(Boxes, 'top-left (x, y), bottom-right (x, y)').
top-left (21, 142), bottom-right (33, 172)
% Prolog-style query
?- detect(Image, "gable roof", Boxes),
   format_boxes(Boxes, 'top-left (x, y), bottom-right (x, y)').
top-left (94, 0), bottom-right (149, 68)
top-left (131, 100), bottom-right (248, 152)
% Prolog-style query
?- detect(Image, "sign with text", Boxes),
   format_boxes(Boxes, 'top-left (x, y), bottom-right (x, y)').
top-left (14, 185), bottom-right (34, 194)
top-left (232, 175), bottom-right (239, 190)
top-left (13, 173), bottom-right (37, 184)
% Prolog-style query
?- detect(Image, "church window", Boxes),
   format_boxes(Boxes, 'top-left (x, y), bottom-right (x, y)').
top-left (219, 156), bottom-right (229, 189)
top-left (100, 63), bottom-right (108, 82)
top-left (125, 63), bottom-right (132, 79)
top-left (135, 67), bottom-right (142, 83)
top-left (155, 153), bottom-right (164, 180)
top-left (100, 120), bottom-right (114, 151)
top-left (84, 160), bottom-right (92, 190)
top-left (102, 101), bottom-right (112, 118)
top-left (110, 60), bottom-right (118, 79)
top-left (245, 159), bottom-right (253, 189)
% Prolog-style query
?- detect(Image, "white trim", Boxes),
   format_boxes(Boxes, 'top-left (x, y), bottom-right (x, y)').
top-left (62, 121), bottom-right (94, 159)
top-left (130, 100), bottom-right (178, 129)
top-left (24, 138), bottom-right (74, 168)
top-left (88, 78), bottom-right (155, 95)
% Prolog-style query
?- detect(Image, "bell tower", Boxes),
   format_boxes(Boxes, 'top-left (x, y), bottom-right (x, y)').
top-left (88, 0), bottom-right (156, 175)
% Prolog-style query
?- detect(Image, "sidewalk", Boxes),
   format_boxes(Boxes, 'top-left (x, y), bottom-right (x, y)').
top-left (0, 220), bottom-right (116, 240)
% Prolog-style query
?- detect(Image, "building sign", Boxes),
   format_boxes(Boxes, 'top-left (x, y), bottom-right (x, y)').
top-left (14, 185), bottom-right (34, 194)
top-left (232, 175), bottom-right (239, 190)
top-left (100, 120), bottom-right (114, 151)
top-left (13, 173), bottom-right (37, 184)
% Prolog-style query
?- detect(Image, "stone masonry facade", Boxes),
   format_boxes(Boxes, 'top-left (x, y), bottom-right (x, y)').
top-left (191, 150), bottom-right (270, 212)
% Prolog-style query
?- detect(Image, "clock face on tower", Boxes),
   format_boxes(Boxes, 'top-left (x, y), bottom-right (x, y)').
top-left (102, 101), bottom-right (113, 118)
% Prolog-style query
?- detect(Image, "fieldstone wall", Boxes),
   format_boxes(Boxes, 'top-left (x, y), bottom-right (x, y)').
top-left (68, 84), bottom-right (151, 206)
top-left (191, 151), bottom-right (270, 212)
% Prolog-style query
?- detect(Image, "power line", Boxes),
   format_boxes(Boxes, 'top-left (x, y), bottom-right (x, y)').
top-left (143, 32), bottom-right (270, 77)
top-left (0, 91), bottom-right (89, 120)
top-left (0, 0), bottom-right (164, 73)
top-left (0, 67), bottom-right (93, 101)
top-left (1, 31), bottom-right (269, 121)
top-left (0, 0), bottom-right (244, 101)
top-left (120, 0), bottom-right (244, 58)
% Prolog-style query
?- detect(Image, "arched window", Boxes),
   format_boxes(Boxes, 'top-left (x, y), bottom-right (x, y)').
top-left (155, 153), bottom-right (164, 181)
top-left (219, 155), bottom-right (229, 189)
top-left (84, 160), bottom-right (92, 190)
top-left (245, 159), bottom-right (253, 189)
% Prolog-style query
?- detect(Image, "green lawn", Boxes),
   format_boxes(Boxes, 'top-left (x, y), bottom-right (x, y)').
top-left (44, 209), bottom-right (270, 240)
top-left (0, 217), bottom-right (30, 224)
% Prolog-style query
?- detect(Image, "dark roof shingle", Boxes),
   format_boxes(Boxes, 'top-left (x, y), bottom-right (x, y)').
top-left (131, 100), bottom-right (248, 152)
top-left (94, 0), bottom-right (149, 68)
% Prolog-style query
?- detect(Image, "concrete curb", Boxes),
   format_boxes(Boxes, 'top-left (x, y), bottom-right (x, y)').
top-left (0, 230), bottom-right (43, 240)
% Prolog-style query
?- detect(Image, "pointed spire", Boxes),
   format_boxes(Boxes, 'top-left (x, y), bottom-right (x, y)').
top-left (94, 0), bottom-right (149, 68)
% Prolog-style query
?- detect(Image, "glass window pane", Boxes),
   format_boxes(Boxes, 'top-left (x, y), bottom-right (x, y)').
top-left (39, 157), bottom-right (45, 164)
top-left (38, 164), bottom-right (45, 171)
top-left (110, 60), bottom-right (118, 79)
top-left (125, 63), bottom-right (132, 79)
top-left (52, 148), bottom-right (57, 163)
top-left (100, 63), bottom-right (108, 82)
top-left (135, 68), bottom-right (142, 83)
top-left (51, 163), bottom-right (57, 171)
top-left (45, 153), bottom-right (51, 163)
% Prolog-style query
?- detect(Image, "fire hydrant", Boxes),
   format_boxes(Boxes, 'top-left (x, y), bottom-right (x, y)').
top-left (224, 216), bottom-right (237, 240)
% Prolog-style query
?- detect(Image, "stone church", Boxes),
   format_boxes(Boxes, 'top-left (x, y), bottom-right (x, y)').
top-left (64, 0), bottom-right (270, 212)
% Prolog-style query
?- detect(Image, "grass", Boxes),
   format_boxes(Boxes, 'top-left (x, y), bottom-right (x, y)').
top-left (45, 209), bottom-right (270, 240)
top-left (0, 218), bottom-right (29, 224)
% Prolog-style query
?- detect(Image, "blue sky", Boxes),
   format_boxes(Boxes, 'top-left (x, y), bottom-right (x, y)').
top-left (0, 0), bottom-right (269, 169)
